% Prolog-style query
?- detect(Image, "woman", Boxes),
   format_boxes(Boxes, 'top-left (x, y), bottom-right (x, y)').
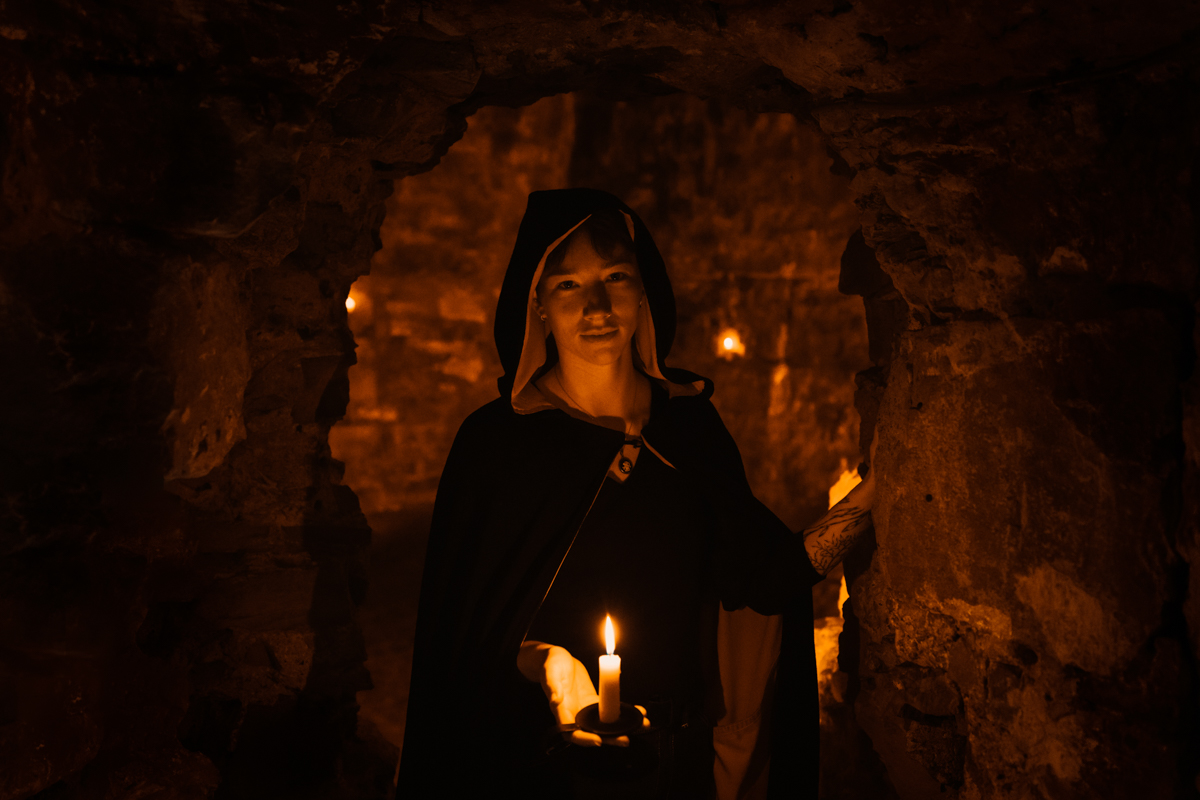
top-left (396, 189), bottom-right (876, 799)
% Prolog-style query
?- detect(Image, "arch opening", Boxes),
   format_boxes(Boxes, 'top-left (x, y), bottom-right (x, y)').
top-left (332, 90), bottom-right (886, 795)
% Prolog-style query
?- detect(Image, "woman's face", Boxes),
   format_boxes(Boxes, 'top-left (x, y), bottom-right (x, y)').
top-left (535, 233), bottom-right (644, 367)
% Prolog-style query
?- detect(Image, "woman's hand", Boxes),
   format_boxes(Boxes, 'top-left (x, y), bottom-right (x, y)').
top-left (543, 646), bottom-right (607, 747)
top-left (517, 641), bottom-right (650, 747)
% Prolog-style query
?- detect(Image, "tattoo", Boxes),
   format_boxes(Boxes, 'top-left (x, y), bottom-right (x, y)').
top-left (808, 535), bottom-right (858, 576)
top-left (803, 504), bottom-right (871, 539)
top-left (803, 502), bottom-right (873, 576)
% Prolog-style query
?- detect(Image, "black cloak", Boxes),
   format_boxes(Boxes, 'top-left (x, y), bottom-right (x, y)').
top-left (396, 189), bottom-right (822, 798)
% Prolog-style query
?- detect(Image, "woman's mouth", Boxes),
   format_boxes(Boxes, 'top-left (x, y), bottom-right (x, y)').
top-left (580, 329), bottom-right (619, 341)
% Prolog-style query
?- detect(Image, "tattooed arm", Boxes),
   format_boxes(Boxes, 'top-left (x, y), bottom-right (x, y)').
top-left (802, 474), bottom-right (875, 576)
top-left (803, 428), bottom-right (879, 576)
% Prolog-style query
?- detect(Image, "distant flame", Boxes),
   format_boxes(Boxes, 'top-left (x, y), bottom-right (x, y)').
top-left (345, 296), bottom-right (357, 312)
top-left (716, 328), bottom-right (745, 359)
top-left (604, 614), bottom-right (615, 656)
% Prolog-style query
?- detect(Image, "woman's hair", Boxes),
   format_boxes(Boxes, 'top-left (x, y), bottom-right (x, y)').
top-left (544, 208), bottom-right (636, 274)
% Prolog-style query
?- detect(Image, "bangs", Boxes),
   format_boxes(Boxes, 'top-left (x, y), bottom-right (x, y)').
top-left (544, 207), bottom-right (637, 275)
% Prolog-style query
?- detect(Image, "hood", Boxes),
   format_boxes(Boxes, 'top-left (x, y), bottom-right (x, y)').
top-left (493, 188), bottom-right (709, 411)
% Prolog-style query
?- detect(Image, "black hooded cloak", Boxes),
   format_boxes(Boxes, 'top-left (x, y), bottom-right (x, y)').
top-left (396, 189), bottom-right (823, 798)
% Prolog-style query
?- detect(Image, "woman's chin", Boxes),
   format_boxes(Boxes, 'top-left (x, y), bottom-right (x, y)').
top-left (566, 339), bottom-right (632, 366)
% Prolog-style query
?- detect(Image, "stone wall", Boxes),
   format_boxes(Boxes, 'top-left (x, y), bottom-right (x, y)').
top-left (1, 2), bottom-right (1197, 799)
top-left (826, 56), bottom-right (1200, 799)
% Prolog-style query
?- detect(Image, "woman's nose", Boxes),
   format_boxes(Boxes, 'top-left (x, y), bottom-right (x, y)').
top-left (582, 282), bottom-right (613, 319)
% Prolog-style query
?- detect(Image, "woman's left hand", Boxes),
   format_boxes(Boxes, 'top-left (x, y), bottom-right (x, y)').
top-left (519, 641), bottom-right (651, 747)
top-left (542, 645), bottom-right (605, 745)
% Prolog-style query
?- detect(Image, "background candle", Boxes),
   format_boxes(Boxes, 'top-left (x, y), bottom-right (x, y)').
top-left (598, 615), bottom-right (620, 723)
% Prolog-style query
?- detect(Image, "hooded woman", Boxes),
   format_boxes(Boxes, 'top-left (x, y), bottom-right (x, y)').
top-left (396, 189), bottom-right (877, 799)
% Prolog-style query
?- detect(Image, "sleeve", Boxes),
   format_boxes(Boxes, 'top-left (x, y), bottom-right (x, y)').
top-left (406, 410), bottom-right (489, 646)
top-left (396, 408), bottom-right (501, 794)
top-left (687, 398), bottom-right (825, 615)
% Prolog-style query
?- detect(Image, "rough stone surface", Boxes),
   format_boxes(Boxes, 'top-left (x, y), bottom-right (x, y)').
top-left (856, 314), bottom-right (1187, 797)
top-left (1, 2), bottom-right (1197, 798)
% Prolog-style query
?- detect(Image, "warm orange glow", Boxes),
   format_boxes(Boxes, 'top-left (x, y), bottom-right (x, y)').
top-left (828, 467), bottom-right (862, 508)
top-left (716, 328), bottom-right (745, 359)
top-left (604, 614), bottom-right (615, 656)
top-left (345, 296), bottom-right (357, 312)
top-left (815, 468), bottom-right (860, 712)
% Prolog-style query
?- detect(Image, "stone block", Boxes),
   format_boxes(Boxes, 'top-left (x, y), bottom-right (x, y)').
top-left (855, 311), bottom-right (1186, 798)
top-left (195, 567), bottom-right (320, 634)
top-left (0, 668), bottom-right (103, 800)
top-left (155, 257), bottom-right (251, 482)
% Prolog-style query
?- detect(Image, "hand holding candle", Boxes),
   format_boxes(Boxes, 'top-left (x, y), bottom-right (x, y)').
top-left (517, 616), bottom-right (647, 744)
top-left (598, 615), bottom-right (621, 723)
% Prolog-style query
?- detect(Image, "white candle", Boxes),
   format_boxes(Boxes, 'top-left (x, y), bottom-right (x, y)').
top-left (598, 615), bottom-right (621, 723)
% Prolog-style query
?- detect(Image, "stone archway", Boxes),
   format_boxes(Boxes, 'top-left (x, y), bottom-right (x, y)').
top-left (2, 4), bottom-right (1197, 799)
top-left (336, 90), bottom-right (880, 797)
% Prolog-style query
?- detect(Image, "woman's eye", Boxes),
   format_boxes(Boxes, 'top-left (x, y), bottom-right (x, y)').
top-left (607, 272), bottom-right (627, 282)
top-left (556, 280), bottom-right (577, 290)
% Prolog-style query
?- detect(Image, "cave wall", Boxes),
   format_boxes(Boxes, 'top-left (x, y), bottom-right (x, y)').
top-left (825, 54), bottom-right (1200, 799)
top-left (1, 2), bottom-right (1197, 799)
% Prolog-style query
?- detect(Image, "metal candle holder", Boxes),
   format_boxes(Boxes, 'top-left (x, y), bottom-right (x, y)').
top-left (572, 701), bottom-right (644, 736)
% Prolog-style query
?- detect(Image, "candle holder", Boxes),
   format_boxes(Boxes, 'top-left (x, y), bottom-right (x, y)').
top-left (573, 702), bottom-right (644, 736)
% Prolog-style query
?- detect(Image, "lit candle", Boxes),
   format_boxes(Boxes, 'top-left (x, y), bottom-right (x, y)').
top-left (716, 327), bottom-right (745, 359)
top-left (598, 615), bottom-right (621, 723)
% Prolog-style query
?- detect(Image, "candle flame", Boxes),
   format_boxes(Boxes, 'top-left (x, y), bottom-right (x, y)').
top-left (345, 296), bottom-right (356, 312)
top-left (604, 614), bottom-right (615, 656)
